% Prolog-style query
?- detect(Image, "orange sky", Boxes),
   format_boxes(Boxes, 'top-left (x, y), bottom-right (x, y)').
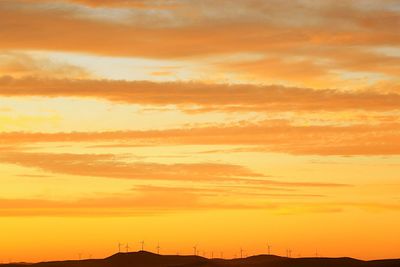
top-left (1, 0), bottom-right (400, 262)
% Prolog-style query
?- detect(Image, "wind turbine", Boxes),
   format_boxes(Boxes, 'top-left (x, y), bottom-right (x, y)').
top-left (267, 244), bottom-right (271, 255)
top-left (193, 245), bottom-right (198, 256)
top-left (118, 243), bottom-right (123, 253)
top-left (126, 243), bottom-right (130, 253)
top-left (240, 248), bottom-right (244, 259)
top-left (140, 241), bottom-right (145, 251)
top-left (156, 243), bottom-right (160, 255)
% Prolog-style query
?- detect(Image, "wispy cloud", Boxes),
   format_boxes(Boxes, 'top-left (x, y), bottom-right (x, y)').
top-left (1, 120), bottom-right (400, 155)
top-left (1, 193), bottom-right (397, 217)
top-left (0, 151), bottom-right (262, 181)
top-left (1, 0), bottom-right (399, 57)
top-left (0, 151), bottom-right (350, 188)
top-left (0, 0), bottom-right (399, 86)
top-left (0, 52), bottom-right (90, 79)
top-left (1, 77), bottom-right (400, 112)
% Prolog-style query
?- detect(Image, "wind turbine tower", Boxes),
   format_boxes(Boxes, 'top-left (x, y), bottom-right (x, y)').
top-left (126, 243), bottom-right (130, 253)
top-left (140, 241), bottom-right (145, 251)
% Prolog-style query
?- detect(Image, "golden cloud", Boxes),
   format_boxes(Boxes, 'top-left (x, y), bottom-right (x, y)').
top-left (1, 119), bottom-right (400, 155)
top-left (1, 77), bottom-right (400, 112)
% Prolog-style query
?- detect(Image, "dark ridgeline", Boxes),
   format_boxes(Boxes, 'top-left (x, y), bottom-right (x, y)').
top-left (2, 251), bottom-right (400, 267)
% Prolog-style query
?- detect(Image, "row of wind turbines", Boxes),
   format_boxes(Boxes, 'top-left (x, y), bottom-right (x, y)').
top-left (116, 242), bottom-right (321, 259)
top-left (118, 241), bottom-right (159, 254)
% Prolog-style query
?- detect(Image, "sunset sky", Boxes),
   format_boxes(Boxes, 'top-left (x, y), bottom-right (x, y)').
top-left (1, 0), bottom-right (400, 262)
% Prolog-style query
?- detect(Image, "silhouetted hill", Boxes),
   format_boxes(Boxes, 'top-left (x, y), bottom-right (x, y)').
top-left (2, 251), bottom-right (400, 267)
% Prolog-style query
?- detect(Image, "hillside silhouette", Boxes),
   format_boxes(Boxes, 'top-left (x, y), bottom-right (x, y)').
top-left (2, 251), bottom-right (400, 267)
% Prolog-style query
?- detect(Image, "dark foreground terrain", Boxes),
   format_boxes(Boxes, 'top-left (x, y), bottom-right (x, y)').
top-left (3, 251), bottom-right (400, 267)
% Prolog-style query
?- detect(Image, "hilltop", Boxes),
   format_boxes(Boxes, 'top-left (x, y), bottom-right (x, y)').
top-left (2, 251), bottom-right (400, 267)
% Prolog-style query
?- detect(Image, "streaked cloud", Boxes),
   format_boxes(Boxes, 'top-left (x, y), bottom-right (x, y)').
top-left (0, 152), bottom-right (262, 181)
top-left (0, 1), bottom-right (399, 72)
top-left (1, 120), bottom-right (400, 155)
top-left (1, 77), bottom-right (400, 112)
top-left (0, 151), bottom-right (350, 188)
top-left (0, 52), bottom-right (90, 79)
top-left (0, 194), bottom-right (397, 217)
